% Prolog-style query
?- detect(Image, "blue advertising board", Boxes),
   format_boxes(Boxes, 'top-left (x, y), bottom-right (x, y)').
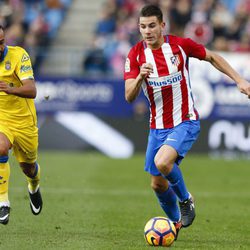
top-left (36, 77), bottom-right (250, 120)
top-left (36, 53), bottom-right (250, 120)
top-left (36, 77), bottom-right (133, 116)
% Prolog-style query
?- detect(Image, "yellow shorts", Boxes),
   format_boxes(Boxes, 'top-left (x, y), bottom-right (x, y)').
top-left (0, 122), bottom-right (38, 163)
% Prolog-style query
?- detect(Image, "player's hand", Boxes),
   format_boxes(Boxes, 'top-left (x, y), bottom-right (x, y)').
top-left (0, 81), bottom-right (12, 94)
top-left (139, 63), bottom-right (154, 79)
top-left (237, 79), bottom-right (250, 99)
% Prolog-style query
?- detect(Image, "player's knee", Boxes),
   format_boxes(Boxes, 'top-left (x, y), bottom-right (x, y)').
top-left (22, 167), bottom-right (34, 178)
top-left (0, 135), bottom-right (11, 155)
top-left (154, 157), bottom-right (173, 175)
top-left (151, 181), bottom-right (167, 193)
top-left (0, 155), bottom-right (9, 163)
top-left (155, 158), bottom-right (167, 171)
top-left (20, 162), bottom-right (36, 178)
top-left (0, 145), bottom-right (9, 156)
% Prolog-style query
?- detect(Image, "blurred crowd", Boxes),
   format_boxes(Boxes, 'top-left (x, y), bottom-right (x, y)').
top-left (1, 0), bottom-right (249, 77)
top-left (83, 0), bottom-right (250, 77)
top-left (0, 0), bottom-right (72, 72)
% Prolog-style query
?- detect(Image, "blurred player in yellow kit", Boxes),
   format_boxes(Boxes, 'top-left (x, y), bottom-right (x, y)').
top-left (0, 25), bottom-right (42, 224)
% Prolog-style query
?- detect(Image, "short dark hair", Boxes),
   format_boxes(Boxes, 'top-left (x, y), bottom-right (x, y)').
top-left (0, 25), bottom-right (4, 31)
top-left (140, 5), bottom-right (163, 23)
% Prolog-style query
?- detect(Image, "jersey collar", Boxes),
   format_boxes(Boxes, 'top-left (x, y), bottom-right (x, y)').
top-left (143, 36), bottom-right (168, 49)
top-left (0, 46), bottom-right (8, 62)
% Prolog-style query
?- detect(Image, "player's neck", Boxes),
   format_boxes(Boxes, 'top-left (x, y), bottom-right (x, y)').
top-left (147, 36), bottom-right (165, 50)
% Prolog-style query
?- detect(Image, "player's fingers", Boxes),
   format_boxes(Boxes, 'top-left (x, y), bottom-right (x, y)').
top-left (142, 63), bottom-right (152, 68)
top-left (141, 65), bottom-right (150, 73)
top-left (145, 63), bottom-right (153, 70)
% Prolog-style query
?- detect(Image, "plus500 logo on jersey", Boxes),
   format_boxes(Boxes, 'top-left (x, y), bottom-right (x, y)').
top-left (148, 72), bottom-right (182, 87)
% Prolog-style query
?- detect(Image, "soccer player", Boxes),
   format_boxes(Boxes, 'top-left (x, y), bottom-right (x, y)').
top-left (0, 25), bottom-right (43, 224)
top-left (124, 5), bottom-right (250, 238)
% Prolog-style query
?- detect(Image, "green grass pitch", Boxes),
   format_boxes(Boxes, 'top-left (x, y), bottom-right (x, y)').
top-left (1, 151), bottom-right (250, 249)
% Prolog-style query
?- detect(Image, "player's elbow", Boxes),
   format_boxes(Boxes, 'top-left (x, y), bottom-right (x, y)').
top-left (30, 89), bottom-right (37, 99)
top-left (125, 95), bottom-right (132, 103)
top-left (205, 49), bottom-right (219, 64)
top-left (125, 93), bottom-right (134, 103)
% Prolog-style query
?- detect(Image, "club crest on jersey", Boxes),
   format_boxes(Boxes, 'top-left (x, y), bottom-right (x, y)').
top-left (170, 55), bottom-right (180, 67)
top-left (5, 61), bottom-right (11, 70)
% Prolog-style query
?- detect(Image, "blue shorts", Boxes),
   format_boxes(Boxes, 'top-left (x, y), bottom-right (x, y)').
top-left (144, 120), bottom-right (200, 176)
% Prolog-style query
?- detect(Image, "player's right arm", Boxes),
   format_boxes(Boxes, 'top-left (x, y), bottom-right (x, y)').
top-left (125, 63), bottom-right (153, 103)
top-left (0, 79), bottom-right (36, 98)
top-left (0, 46), bottom-right (37, 98)
top-left (124, 45), bottom-right (153, 103)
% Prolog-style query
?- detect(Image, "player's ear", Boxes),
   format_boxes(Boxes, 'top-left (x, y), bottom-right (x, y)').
top-left (161, 22), bottom-right (165, 31)
top-left (161, 22), bottom-right (166, 34)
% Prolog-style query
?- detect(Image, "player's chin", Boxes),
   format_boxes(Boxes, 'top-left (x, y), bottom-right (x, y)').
top-left (145, 40), bottom-right (155, 46)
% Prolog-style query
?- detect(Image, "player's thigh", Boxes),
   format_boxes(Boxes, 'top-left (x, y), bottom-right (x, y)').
top-left (0, 122), bottom-right (14, 146)
top-left (163, 120), bottom-right (200, 163)
top-left (155, 144), bottom-right (178, 168)
top-left (13, 126), bottom-right (38, 163)
top-left (145, 129), bottom-right (166, 176)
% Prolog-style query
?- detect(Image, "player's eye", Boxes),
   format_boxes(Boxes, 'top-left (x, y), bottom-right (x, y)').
top-left (149, 24), bottom-right (156, 28)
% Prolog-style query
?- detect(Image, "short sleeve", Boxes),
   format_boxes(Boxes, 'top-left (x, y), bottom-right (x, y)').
top-left (175, 37), bottom-right (206, 60)
top-left (15, 48), bottom-right (34, 81)
top-left (124, 46), bottom-right (140, 80)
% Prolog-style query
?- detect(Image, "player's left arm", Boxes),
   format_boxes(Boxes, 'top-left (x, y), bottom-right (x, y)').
top-left (0, 78), bottom-right (36, 98)
top-left (204, 49), bottom-right (250, 98)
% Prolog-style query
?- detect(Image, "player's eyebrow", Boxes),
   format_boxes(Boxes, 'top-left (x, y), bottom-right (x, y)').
top-left (139, 22), bottom-right (156, 27)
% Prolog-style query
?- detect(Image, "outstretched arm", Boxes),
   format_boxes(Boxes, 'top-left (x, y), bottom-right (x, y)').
top-left (125, 63), bottom-right (153, 103)
top-left (0, 79), bottom-right (37, 98)
top-left (204, 49), bottom-right (250, 98)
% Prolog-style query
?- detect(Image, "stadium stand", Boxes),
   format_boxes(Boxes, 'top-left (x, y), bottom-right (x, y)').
top-left (40, 0), bottom-right (105, 76)
top-left (83, 0), bottom-right (250, 77)
top-left (0, 0), bottom-right (72, 73)
top-left (1, 0), bottom-right (249, 77)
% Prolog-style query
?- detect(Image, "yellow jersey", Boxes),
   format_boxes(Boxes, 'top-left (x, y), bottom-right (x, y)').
top-left (0, 46), bottom-right (37, 128)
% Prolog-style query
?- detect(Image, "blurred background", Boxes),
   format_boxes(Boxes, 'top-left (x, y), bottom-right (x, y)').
top-left (1, 0), bottom-right (250, 159)
top-left (2, 2), bottom-right (249, 248)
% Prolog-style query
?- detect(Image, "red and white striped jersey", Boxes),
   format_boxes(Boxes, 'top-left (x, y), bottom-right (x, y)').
top-left (124, 35), bottom-right (206, 129)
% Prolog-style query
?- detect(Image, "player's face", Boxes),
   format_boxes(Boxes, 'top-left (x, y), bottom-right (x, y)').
top-left (139, 16), bottom-right (165, 49)
top-left (0, 29), bottom-right (5, 58)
